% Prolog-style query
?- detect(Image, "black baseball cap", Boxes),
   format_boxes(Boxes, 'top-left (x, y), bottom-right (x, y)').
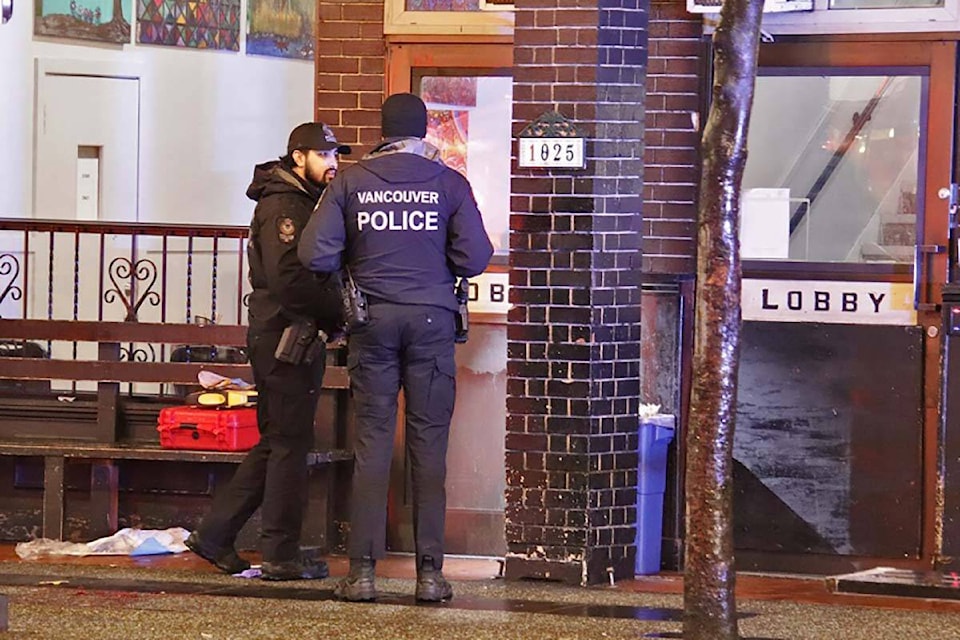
top-left (287, 122), bottom-right (352, 155)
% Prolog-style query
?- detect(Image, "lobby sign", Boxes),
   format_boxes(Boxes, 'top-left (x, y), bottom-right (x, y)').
top-left (468, 271), bottom-right (510, 314)
top-left (742, 279), bottom-right (916, 326)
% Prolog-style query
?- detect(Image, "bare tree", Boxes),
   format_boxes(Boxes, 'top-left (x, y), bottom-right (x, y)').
top-left (683, 0), bottom-right (765, 638)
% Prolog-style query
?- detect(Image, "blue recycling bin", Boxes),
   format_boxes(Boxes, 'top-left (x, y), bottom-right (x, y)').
top-left (635, 414), bottom-right (676, 575)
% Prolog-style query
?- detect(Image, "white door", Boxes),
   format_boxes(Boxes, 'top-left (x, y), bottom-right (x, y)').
top-left (31, 69), bottom-right (141, 382)
top-left (35, 73), bottom-right (139, 222)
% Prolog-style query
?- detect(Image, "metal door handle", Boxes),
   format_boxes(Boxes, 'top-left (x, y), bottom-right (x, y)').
top-left (915, 244), bottom-right (946, 311)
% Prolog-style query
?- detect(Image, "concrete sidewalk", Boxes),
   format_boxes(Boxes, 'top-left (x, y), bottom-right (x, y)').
top-left (0, 558), bottom-right (958, 639)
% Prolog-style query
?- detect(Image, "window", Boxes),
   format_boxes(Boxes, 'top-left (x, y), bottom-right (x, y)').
top-left (742, 70), bottom-right (926, 263)
top-left (830, 0), bottom-right (943, 8)
top-left (416, 74), bottom-right (512, 255)
top-left (384, 0), bottom-right (513, 35)
top-left (760, 0), bottom-right (958, 32)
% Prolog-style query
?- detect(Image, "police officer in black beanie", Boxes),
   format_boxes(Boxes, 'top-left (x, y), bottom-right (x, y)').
top-left (185, 122), bottom-right (348, 581)
top-left (299, 93), bottom-right (493, 601)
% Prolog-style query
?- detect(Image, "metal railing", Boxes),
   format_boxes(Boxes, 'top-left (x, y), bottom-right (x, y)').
top-left (0, 218), bottom-right (252, 397)
top-left (0, 218), bottom-right (250, 324)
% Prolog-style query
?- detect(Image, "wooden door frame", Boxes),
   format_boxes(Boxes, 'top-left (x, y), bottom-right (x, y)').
top-left (386, 41), bottom-right (513, 96)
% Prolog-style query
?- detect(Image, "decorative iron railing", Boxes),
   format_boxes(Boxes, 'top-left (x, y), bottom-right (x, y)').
top-left (0, 218), bottom-right (250, 323)
top-left (0, 218), bottom-right (253, 396)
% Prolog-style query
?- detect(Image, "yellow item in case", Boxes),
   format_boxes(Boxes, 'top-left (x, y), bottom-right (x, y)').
top-left (187, 389), bottom-right (258, 408)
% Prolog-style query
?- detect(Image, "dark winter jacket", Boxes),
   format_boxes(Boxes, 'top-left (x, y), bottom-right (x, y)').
top-left (246, 160), bottom-right (342, 332)
top-left (298, 138), bottom-right (493, 312)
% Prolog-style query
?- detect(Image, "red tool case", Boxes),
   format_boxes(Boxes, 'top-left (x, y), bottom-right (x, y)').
top-left (157, 406), bottom-right (260, 451)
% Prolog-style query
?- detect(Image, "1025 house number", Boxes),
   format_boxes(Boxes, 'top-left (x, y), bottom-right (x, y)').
top-left (518, 137), bottom-right (586, 169)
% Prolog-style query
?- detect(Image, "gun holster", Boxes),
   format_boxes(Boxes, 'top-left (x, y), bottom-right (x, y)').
top-left (341, 268), bottom-right (369, 332)
top-left (275, 318), bottom-right (322, 365)
top-left (455, 278), bottom-right (469, 344)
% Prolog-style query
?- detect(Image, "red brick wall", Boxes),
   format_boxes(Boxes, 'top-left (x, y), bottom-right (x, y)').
top-left (315, 0), bottom-right (701, 268)
top-left (315, 1), bottom-right (386, 154)
top-left (643, 1), bottom-right (702, 275)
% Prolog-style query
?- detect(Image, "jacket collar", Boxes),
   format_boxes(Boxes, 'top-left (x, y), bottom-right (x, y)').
top-left (364, 137), bottom-right (443, 164)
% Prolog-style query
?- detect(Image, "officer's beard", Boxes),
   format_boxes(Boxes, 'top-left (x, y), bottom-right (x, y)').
top-left (305, 165), bottom-right (336, 188)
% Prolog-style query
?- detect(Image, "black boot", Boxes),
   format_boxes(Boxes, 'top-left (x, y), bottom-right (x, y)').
top-left (334, 557), bottom-right (377, 601)
top-left (261, 554), bottom-right (329, 581)
top-left (416, 555), bottom-right (453, 602)
top-left (185, 530), bottom-right (250, 575)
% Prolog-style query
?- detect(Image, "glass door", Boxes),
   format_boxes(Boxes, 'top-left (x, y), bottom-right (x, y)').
top-left (733, 40), bottom-right (956, 571)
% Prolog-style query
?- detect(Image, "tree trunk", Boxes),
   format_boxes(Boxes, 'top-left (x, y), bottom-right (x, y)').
top-left (683, 0), bottom-right (764, 638)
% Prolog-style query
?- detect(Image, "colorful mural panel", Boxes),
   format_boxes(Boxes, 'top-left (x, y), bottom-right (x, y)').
top-left (421, 76), bottom-right (478, 108)
top-left (427, 110), bottom-right (469, 177)
top-left (137, 0), bottom-right (240, 50)
top-left (35, 0), bottom-right (130, 44)
top-left (405, 0), bottom-right (480, 10)
top-left (422, 77), bottom-right (477, 178)
top-left (246, 0), bottom-right (314, 59)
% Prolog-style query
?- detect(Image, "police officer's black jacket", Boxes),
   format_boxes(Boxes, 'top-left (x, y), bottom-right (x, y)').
top-left (298, 138), bottom-right (493, 312)
top-left (246, 160), bottom-right (342, 332)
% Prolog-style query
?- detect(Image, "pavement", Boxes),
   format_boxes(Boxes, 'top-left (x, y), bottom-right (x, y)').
top-left (0, 553), bottom-right (958, 638)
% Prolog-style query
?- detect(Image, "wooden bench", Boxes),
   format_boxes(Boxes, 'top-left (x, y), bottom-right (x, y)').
top-left (0, 318), bottom-right (352, 545)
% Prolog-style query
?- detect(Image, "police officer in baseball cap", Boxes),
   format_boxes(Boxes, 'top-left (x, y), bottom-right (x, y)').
top-left (299, 94), bottom-right (493, 602)
top-left (185, 122), bottom-right (348, 581)
top-left (288, 123), bottom-right (352, 158)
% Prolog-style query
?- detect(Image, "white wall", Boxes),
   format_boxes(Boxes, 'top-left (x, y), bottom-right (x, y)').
top-left (0, 1), bottom-right (32, 219)
top-left (0, 1), bottom-right (315, 226)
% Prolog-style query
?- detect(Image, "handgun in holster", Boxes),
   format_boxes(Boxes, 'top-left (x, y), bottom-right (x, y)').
top-left (341, 267), bottom-right (369, 332)
top-left (455, 278), bottom-right (469, 344)
top-left (275, 318), bottom-right (323, 365)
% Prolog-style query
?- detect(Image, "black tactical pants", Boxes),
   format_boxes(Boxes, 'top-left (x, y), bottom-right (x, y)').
top-left (346, 302), bottom-right (457, 568)
top-left (196, 327), bottom-right (325, 563)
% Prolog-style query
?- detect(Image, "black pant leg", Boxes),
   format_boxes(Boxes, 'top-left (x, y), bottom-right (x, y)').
top-left (196, 329), bottom-right (323, 561)
top-left (256, 332), bottom-right (325, 562)
top-left (400, 306), bottom-right (457, 568)
top-left (197, 444), bottom-right (269, 549)
top-left (345, 304), bottom-right (402, 560)
top-left (195, 329), bottom-right (277, 548)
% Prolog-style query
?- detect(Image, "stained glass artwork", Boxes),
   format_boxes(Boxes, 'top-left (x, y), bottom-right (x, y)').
top-left (137, 0), bottom-right (240, 50)
top-left (35, 0), bottom-right (130, 44)
top-left (427, 110), bottom-right (469, 177)
top-left (420, 76), bottom-right (510, 253)
top-left (246, 0), bottom-right (314, 59)
top-left (422, 76), bottom-right (478, 108)
top-left (423, 77), bottom-right (478, 178)
top-left (405, 0), bottom-right (480, 10)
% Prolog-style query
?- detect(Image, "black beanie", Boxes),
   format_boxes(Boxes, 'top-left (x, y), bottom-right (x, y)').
top-left (381, 93), bottom-right (428, 139)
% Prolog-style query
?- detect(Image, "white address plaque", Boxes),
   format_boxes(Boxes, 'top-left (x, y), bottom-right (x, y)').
top-left (518, 137), bottom-right (585, 169)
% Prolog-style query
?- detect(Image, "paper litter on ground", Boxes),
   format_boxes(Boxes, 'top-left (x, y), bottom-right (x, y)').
top-left (15, 527), bottom-right (190, 559)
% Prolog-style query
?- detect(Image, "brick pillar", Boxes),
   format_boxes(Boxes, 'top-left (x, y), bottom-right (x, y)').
top-left (315, 1), bottom-right (385, 154)
top-left (643, 0), bottom-right (702, 275)
top-left (505, 0), bottom-right (648, 586)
